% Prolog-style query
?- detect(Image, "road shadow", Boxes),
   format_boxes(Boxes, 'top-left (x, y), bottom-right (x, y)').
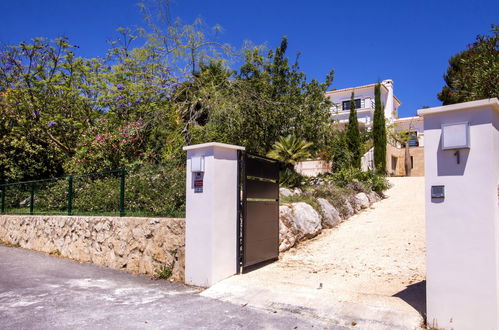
top-left (393, 280), bottom-right (426, 318)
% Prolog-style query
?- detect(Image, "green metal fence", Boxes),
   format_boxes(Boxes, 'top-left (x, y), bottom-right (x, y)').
top-left (0, 163), bottom-right (185, 217)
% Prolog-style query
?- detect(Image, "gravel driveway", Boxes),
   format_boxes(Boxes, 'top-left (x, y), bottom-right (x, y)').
top-left (203, 177), bottom-right (426, 329)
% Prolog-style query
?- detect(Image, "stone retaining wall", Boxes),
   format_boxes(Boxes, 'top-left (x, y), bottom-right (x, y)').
top-left (278, 190), bottom-right (383, 252)
top-left (0, 215), bottom-right (185, 281)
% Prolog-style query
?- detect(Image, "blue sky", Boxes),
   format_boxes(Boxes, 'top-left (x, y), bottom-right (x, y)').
top-left (0, 0), bottom-right (497, 118)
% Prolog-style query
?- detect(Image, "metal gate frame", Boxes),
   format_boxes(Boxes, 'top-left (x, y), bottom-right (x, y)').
top-left (237, 151), bottom-right (280, 273)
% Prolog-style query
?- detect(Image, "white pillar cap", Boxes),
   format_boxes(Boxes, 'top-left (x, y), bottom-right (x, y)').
top-left (183, 142), bottom-right (245, 151)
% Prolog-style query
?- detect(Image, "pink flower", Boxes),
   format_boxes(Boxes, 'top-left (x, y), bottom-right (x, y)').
top-left (121, 139), bottom-right (127, 144)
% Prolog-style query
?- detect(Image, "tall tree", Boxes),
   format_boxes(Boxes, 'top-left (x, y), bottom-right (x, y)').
top-left (373, 83), bottom-right (386, 173)
top-left (346, 92), bottom-right (361, 168)
top-left (194, 37), bottom-right (335, 155)
top-left (438, 25), bottom-right (498, 105)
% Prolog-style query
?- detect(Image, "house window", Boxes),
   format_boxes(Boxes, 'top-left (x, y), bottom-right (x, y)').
top-left (342, 98), bottom-right (362, 110)
top-left (391, 156), bottom-right (397, 172)
top-left (410, 156), bottom-right (414, 169)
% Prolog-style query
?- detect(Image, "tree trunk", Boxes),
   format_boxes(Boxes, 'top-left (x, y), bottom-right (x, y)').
top-left (404, 143), bottom-right (411, 176)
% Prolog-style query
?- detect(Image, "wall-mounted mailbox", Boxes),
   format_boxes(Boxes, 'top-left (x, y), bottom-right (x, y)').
top-left (442, 122), bottom-right (470, 150)
top-left (431, 185), bottom-right (445, 198)
top-left (191, 156), bottom-right (205, 173)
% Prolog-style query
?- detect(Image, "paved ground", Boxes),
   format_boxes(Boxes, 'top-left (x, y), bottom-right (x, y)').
top-left (0, 246), bottom-right (332, 329)
top-left (203, 177), bottom-right (426, 329)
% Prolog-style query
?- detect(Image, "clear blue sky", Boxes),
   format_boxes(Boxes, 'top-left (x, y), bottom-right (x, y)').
top-left (1, 0), bottom-right (497, 117)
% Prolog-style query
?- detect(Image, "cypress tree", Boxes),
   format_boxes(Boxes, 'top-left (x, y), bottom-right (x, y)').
top-left (373, 83), bottom-right (386, 173)
top-left (346, 92), bottom-right (361, 168)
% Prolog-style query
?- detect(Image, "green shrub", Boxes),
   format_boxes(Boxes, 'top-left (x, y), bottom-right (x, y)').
top-left (125, 163), bottom-right (185, 217)
top-left (328, 168), bottom-right (389, 194)
top-left (1, 161), bottom-right (186, 217)
top-left (155, 264), bottom-right (173, 279)
top-left (280, 182), bottom-right (357, 218)
top-left (280, 191), bottom-right (320, 211)
top-left (279, 168), bottom-right (390, 219)
top-left (279, 168), bottom-right (304, 188)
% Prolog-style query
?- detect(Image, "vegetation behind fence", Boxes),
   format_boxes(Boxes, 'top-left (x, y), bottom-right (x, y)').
top-left (0, 162), bottom-right (185, 218)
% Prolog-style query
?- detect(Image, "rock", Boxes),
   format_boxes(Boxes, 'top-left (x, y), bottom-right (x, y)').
top-left (279, 188), bottom-right (294, 197)
top-left (354, 192), bottom-right (370, 209)
top-left (317, 198), bottom-right (341, 228)
top-left (367, 191), bottom-right (382, 203)
top-left (343, 200), bottom-right (355, 218)
top-left (289, 202), bottom-right (322, 240)
top-left (278, 205), bottom-right (299, 252)
top-left (172, 247), bottom-right (185, 281)
top-left (293, 188), bottom-right (303, 195)
top-left (278, 202), bottom-right (322, 251)
top-left (350, 196), bottom-right (361, 212)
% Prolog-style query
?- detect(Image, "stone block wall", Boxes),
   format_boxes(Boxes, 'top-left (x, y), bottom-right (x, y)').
top-left (387, 144), bottom-right (425, 177)
top-left (0, 215), bottom-right (185, 281)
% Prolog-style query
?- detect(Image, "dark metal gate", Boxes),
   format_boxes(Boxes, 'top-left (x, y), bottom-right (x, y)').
top-left (237, 151), bottom-right (280, 273)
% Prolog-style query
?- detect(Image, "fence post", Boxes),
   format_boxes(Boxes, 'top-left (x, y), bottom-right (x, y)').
top-left (67, 176), bottom-right (73, 216)
top-left (119, 169), bottom-right (125, 217)
top-left (29, 182), bottom-right (35, 215)
top-left (1, 186), bottom-right (5, 214)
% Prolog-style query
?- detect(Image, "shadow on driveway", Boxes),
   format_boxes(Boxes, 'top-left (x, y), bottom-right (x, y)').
top-left (393, 280), bottom-right (426, 319)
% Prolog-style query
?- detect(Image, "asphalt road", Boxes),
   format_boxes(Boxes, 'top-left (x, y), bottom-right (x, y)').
top-left (0, 246), bottom-right (329, 329)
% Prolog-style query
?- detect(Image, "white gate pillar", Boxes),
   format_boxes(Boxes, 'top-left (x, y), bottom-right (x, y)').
top-left (418, 98), bottom-right (499, 329)
top-left (183, 142), bottom-right (244, 287)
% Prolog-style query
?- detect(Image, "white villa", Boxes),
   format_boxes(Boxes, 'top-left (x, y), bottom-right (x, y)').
top-left (325, 79), bottom-right (401, 127)
top-left (297, 80), bottom-right (426, 176)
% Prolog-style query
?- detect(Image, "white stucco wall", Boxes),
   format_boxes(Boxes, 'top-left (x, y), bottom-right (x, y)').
top-left (419, 99), bottom-right (499, 329)
top-left (327, 80), bottom-right (400, 126)
top-left (294, 160), bottom-right (331, 177)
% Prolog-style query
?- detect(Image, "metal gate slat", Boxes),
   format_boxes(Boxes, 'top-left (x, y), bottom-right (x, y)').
top-left (245, 156), bottom-right (279, 180)
top-left (244, 201), bottom-right (279, 240)
top-left (246, 179), bottom-right (279, 200)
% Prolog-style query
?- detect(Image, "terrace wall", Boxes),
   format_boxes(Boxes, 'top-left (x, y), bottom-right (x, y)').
top-left (0, 215), bottom-right (185, 281)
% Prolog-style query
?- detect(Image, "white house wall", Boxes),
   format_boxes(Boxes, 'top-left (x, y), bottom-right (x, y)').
top-left (327, 81), bottom-right (399, 125)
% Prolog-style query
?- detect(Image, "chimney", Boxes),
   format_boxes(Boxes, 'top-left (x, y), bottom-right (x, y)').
top-left (381, 79), bottom-right (394, 121)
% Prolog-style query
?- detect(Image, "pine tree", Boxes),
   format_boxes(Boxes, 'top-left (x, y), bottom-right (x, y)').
top-left (373, 83), bottom-right (387, 173)
top-left (346, 92), bottom-right (361, 168)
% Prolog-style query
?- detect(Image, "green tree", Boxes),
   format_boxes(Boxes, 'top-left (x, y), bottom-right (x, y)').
top-left (195, 37), bottom-right (335, 155)
top-left (327, 127), bottom-right (352, 172)
top-left (0, 38), bottom-right (100, 181)
top-left (438, 25), bottom-right (499, 105)
top-left (266, 134), bottom-right (313, 164)
top-left (0, 3), bottom-right (339, 182)
top-left (373, 82), bottom-right (386, 173)
top-left (346, 92), bottom-right (361, 168)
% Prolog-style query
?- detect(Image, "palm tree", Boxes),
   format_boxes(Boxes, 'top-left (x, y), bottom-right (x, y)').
top-left (266, 134), bottom-right (313, 164)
